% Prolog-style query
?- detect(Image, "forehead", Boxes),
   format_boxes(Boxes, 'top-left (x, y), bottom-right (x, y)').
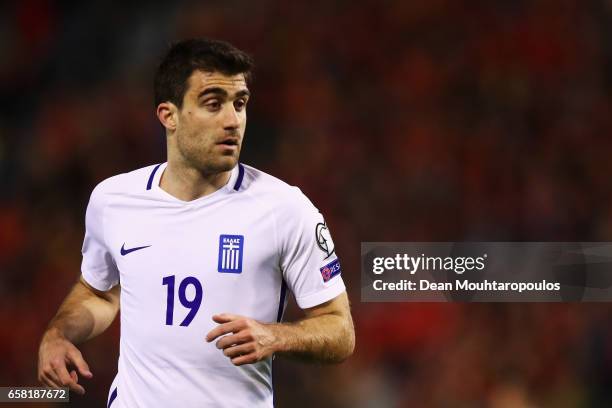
top-left (186, 70), bottom-right (247, 94)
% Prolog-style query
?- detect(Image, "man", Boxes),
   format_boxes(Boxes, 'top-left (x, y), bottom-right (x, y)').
top-left (37, 39), bottom-right (354, 407)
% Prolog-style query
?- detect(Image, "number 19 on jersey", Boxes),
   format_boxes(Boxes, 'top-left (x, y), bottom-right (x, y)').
top-left (162, 275), bottom-right (203, 326)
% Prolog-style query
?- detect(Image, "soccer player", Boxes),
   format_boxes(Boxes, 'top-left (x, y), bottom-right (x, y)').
top-left (37, 39), bottom-right (354, 407)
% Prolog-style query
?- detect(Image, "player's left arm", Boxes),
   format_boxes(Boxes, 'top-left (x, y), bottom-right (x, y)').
top-left (206, 291), bottom-right (354, 366)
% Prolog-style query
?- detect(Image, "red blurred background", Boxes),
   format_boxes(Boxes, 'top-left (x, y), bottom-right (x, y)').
top-left (2, 1), bottom-right (612, 407)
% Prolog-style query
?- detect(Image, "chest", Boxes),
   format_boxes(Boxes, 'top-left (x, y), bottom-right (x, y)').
top-left (103, 199), bottom-right (281, 316)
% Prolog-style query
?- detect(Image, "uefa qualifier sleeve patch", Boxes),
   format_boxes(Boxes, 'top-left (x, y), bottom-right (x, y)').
top-left (315, 221), bottom-right (335, 259)
top-left (320, 259), bottom-right (341, 282)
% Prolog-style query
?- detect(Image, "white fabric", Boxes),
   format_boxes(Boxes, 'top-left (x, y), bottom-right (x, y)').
top-left (82, 162), bottom-right (346, 408)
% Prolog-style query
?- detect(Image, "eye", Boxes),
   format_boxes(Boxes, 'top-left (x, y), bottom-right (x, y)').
top-left (204, 99), bottom-right (221, 111)
top-left (234, 98), bottom-right (248, 112)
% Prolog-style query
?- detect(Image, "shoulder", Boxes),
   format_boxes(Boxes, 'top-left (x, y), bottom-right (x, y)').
top-left (239, 164), bottom-right (318, 215)
top-left (89, 163), bottom-right (161, 205)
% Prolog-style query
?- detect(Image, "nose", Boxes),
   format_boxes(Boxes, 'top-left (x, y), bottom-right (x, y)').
top-left (222, 104), bottom-right (240, 131)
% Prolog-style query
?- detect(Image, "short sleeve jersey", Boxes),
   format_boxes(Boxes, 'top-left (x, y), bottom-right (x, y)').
top-left (81, 162), bottom-right (345, 408)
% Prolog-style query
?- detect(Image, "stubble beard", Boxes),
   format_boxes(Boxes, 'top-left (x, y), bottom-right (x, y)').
top-left (179, 140), bottom-right (240, 176)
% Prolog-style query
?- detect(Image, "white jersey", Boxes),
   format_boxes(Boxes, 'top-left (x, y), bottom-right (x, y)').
top-left (80, 162), bottom-right (345, 408)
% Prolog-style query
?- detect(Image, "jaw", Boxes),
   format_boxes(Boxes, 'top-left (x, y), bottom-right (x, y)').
top-left (183, 146), bottom-right (240, 175)
top-left (169, 128), bottom-right (243, 174)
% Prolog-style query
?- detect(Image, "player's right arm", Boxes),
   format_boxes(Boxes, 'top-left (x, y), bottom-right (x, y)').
top-left (38, 181), bottom-right (120, 393)
top-left (37, 276), bottom-right (119, 394)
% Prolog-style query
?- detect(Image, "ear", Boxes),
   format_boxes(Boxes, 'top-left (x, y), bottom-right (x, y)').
top-left (156, 102), bottom-right (178, 131)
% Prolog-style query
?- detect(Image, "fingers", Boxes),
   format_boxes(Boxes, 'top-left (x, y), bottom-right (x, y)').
top-left (222, 343), bottom-right (255, 359)
top-left (206, 317), bottom-right (246, 342)
top-left (39, 356), bottom-right (65, 389)
top-left (215, 332), bottom-right (252, 350)
top-left (67, 348), bottom-right (93, 379)
top-left (52, 361), bottom-right (85, 395)
top-left (39, 370), bottom-right (62, 388)
top-left (207, 314), bottom-right (267, 366)
top-left (230, 352), bottom-right (259, 366)
top-left (38, 334), bottom-right (91, 395)
top-left (211, 313), bottom-right (243, 324)
top-left (39, 359), bottom-right (88, 395)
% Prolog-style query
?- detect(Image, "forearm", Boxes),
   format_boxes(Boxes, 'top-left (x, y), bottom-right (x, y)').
top-left (271, 308), bottom-right (355, 363)
top-left (46, 278), bottom-right (119, 344)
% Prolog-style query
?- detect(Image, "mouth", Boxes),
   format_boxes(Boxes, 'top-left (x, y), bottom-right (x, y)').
top-left (216, 137), bottom-right (240, 154)
top-left (217, 138), bottom-right (239, 147)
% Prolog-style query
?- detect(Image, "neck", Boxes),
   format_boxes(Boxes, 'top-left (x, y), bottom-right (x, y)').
top-left (159, 159), bottom-right (232, 202)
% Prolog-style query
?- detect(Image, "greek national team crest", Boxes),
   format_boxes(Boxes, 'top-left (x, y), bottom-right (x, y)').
top-left (218, 235), bottom-right (244, 273)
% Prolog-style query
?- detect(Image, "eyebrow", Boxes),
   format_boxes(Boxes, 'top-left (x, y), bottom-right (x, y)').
top-left (198, 87), bottom-right (250, 99)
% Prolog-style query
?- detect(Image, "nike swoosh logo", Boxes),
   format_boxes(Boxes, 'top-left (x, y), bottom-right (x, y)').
top-left (120, 243), bottom-right (151, 256)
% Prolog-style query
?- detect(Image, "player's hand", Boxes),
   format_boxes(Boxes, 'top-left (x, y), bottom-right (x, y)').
top-left (37, 328), bottom-right (93, 395)
top-left (206, 314), bottom-right (279, 366)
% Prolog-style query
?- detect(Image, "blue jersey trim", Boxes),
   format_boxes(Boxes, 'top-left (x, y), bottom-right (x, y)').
top-left (233, 163), bottom-right (244, 191)
top-left (107, 387), bottom-right (117, 407)
top-left (146, 163), bottom-right (162, 190)
top-left (276, 280), bottom-right (287, 322)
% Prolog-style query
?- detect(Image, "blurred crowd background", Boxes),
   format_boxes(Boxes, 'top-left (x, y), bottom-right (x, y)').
top-left (2, 0), bottom-right (612, 407)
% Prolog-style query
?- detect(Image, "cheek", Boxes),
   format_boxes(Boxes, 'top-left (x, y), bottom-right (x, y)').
top-left (185, 123), bottom-right (218, 153)
top-left (182, 115), bottom-right (211, 137)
